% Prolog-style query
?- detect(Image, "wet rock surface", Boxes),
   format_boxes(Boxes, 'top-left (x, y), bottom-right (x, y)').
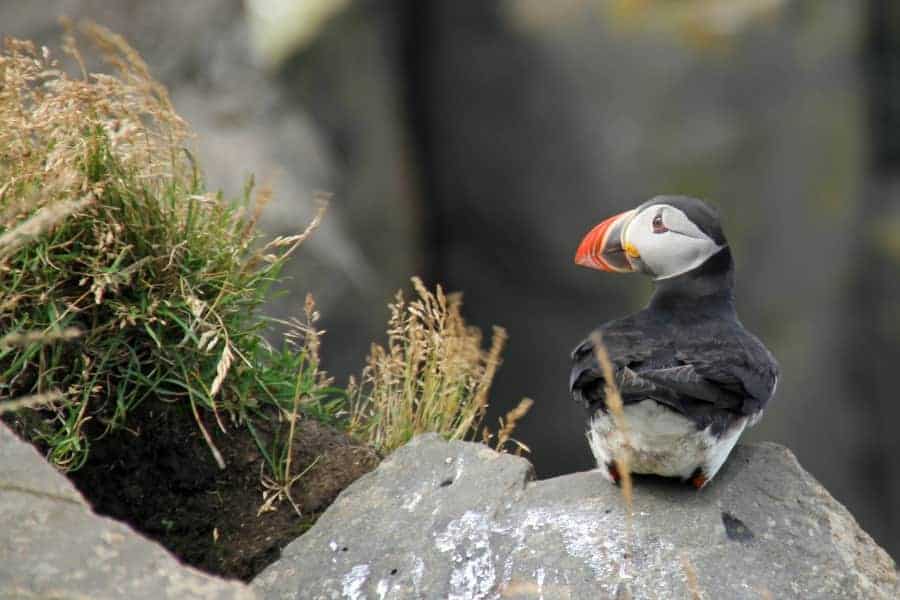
top-left (0, 423), bottom-right (256, 600)
top-left (254, 434), bottom-right (898, 599)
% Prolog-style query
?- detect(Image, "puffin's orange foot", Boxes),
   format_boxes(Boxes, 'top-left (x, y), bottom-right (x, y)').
top-left (690, 471), bottom-right (708, 489)
top-left (607, 462), bottom-right (622, 485)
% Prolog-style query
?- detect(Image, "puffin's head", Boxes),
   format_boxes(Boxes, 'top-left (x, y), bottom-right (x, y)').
top-left (575, 196), bottom-right (727, 280)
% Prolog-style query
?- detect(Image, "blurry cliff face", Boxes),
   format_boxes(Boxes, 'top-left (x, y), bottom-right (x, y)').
top-left (2, 0), bottom-right (898, 558)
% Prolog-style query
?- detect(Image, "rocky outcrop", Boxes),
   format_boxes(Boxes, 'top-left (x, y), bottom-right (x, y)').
top-left (253, 434), bottom-right (898, 599)
top-left (0, 423), bottom-right (256, 599)
top-left (3, 420), bottom-right (896, 599)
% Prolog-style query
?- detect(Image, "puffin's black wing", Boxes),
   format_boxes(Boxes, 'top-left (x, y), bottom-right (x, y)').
top-left (570, 314), bottom-right (778, 422)
top-left (636, 365), bottom-right (743, 409)
top-left (569, 313), bottom-right (668, 411)
top-left (673, 325), bottom-right (779, 416)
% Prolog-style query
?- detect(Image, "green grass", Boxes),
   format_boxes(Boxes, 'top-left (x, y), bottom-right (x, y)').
top-left (0, 24), bottom-right (339, 476)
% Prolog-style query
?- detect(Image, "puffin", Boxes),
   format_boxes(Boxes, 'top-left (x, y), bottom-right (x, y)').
top-left (569, 196), bottom-right (778, 488)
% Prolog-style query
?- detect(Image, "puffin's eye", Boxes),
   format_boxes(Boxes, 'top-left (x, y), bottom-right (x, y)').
top-left (652, 214), bottom-right (668, 234)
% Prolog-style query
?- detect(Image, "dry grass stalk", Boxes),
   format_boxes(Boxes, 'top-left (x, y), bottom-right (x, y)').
top-left (0, 196), bottom-right (95, 261)
top-left (590, 331), bottom-right (636, 589)
top-left (590, 331), bottom-right (634, 511)
top-left (189, 392), bottom-right (225, 470)
top-left (0, 327), bottom-right (82, 349)
top-left (258, 456), bottom-right (320, 517)
top-left (490, 397), bottom-right (534, 454)
top-left (261, 194), bottom-right (328, 254)
top-left (349, 277), bottom-right (508, 453)
top-left (0, 391), bottom-right (64, 415)
top-left (500, 580), bottom-right (574, 598)
top-left (680, 554), bottom-right (703, 600)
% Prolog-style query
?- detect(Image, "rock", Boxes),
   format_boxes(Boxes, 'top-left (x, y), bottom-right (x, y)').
top-left (253, 434), bottom-right (898, 599)
top-left (0, 423), bottom-right (256, 599)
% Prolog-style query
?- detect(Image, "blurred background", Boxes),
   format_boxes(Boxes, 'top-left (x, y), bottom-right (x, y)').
top-left (3, 0), bottom-right (899, 558)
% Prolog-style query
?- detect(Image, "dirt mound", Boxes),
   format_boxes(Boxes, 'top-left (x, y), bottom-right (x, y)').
top-left (57, 404), bottom-right (378, 581)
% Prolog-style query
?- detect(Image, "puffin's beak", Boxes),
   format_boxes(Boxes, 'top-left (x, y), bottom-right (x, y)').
top-left (574, 209), bottom-right (637, 272)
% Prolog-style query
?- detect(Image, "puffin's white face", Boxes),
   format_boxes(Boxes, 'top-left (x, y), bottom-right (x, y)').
top-left (574, 200), bottom-right (725, 279)
top-left (622, 204), bottom-right (723, 280)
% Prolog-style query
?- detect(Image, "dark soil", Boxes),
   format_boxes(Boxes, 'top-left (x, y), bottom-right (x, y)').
top-left (7, 404), bottom-right (379, 581)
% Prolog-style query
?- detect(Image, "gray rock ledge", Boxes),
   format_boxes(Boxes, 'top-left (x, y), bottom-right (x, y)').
top-left (253, 434), bottom-right (898, 600)
top-left (0, 423), bottom-right (255, 600)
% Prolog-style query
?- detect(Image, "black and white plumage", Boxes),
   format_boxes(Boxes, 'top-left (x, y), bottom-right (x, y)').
top-left (571, 196), bottom-right (778, 488)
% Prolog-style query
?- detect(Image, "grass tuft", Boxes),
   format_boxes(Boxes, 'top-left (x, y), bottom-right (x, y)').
top-left (256, 293), bottom-right (331, 517)
top-left (348, 277), bottom-right (510, 454)
top-left (0, 23), bottom-right (335, 476)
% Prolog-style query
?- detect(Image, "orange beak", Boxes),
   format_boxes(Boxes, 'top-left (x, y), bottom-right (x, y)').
top-left (574, 209), bottom-right (636, 272)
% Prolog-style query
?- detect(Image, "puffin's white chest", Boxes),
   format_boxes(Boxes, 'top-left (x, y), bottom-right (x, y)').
top-left (586, 399), bottom-right (746, 482)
